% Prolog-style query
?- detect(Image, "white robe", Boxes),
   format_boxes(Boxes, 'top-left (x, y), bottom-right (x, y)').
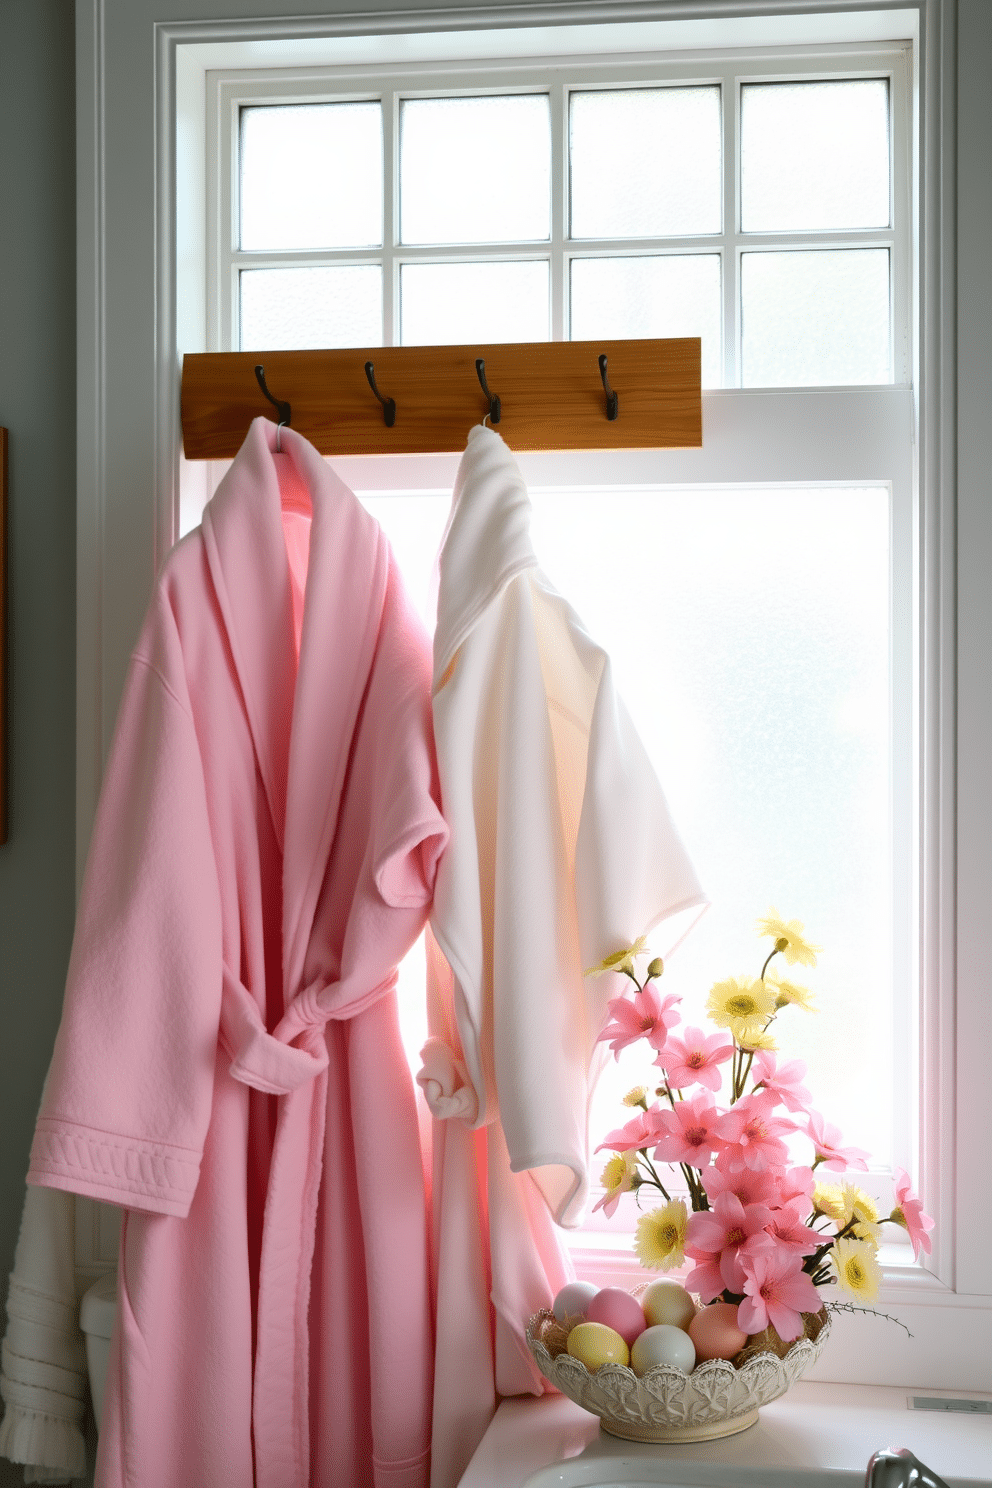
top-left (420, 426), bottom-right (706, 1487)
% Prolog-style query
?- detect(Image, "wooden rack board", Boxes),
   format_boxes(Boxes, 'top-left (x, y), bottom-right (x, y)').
top-left (180, 338), bottom-right (701, 459)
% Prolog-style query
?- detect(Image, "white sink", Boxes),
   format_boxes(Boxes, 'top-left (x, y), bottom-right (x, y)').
top-left (522, 1461), bottom-right (865, 1488)
top-left (458, 1388), bottom-right (990, 1488)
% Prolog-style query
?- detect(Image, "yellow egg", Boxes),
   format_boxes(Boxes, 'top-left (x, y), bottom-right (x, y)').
top-left (566, 1321), bottom-right (630, 1370)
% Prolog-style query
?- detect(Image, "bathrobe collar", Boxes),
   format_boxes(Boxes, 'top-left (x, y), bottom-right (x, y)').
top-left (433, 424), bottom-right (537, 681)
top-left (201, 416), bottom-right (389, 1001)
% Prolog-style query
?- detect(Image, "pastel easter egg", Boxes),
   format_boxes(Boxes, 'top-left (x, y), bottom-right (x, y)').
top-left (566, 1321), bottom-right (630, 1370)
top-left (640, 1279), bottom-right (697, 1331)
top-left (630, 1323), bottom-right (696, 1376)
top-left (688, 1302), bottom-right (749, 1362)
top-left (586, 1287), bottom-right (647, 1347)
top-left (552, 1280), bottom-right (599, 1326)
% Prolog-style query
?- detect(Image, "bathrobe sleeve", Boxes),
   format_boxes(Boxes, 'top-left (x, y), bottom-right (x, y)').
top-left (27, 589), bottom-right (223, 1218)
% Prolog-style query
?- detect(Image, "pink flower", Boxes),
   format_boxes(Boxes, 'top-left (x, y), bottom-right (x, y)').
top-left (685, 1191), bottom-right (776, 1292)
top-left (751, 1051), bottom-right (814, 1113)
top-left (703, 1154), bottom-right (781, 1209)
top-left (738, 1251), bottom-right (823, 1341)
top-left (712, 1092), bottom-right (795, 1172)
top-left (763, 1199), bottom-right (820, 1256)
top-left (652, 1091), bottom-right (727, 1168)
top-left (682, 1253), bottom-right (726, 1303)
top-left (806, 1110), bottom-right (870, 1171)
top-left (892, 1168), bottom-right (934, 1258)
top-left (775, 1165), bottom-right (816, 1208)
top-left (595, 986), bottom-right (682, 1059)
top-left (655, 1026), bottom-right (734, 1092)
top-left (596, 1106), bottom-right (663, 1154)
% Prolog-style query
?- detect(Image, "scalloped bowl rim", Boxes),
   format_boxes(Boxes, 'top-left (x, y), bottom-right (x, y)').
top-left (525, 1308), bottom-right (832, 1436)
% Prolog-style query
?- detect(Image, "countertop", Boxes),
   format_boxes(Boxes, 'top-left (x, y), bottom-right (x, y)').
top-left (458, 1383), bottom-right (992, 1488)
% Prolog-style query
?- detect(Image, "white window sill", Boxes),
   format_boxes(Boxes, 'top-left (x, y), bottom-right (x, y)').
top-left (457, 1383), bottom-right (992, 1488)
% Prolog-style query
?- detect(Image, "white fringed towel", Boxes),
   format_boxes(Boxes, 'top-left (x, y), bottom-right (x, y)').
top-left (0, 1185), bottom-right (89, 1484)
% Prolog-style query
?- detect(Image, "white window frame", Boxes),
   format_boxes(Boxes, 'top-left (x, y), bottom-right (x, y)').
top-left (76, 0), bottom-right (990, 1393)
top-left (208, 45), bottom-right (912, 388)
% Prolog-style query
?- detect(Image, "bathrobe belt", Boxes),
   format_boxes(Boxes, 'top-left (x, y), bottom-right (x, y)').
top-left (219, 961), bottom-right (399, 1094)
top-left (218, 959), bottom-right (401, 1484)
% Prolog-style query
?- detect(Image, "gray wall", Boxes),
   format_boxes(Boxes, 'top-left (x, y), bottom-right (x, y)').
top-left (0, 0), bottom-right (989, 1483)
top-left (0, 3), bottom-right (77, 1482)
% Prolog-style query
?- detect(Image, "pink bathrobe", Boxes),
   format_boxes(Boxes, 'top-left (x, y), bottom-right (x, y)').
top-left (26, 417), bottom-right (448, 1488)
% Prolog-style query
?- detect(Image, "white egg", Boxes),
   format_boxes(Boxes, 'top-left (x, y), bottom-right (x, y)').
top-left (552, 1280), bottom-right (600, 1325)
top-left (630, 1323), bottom-right (696, 1376)
top-left (640, 1279), bottom-right (697, 1331)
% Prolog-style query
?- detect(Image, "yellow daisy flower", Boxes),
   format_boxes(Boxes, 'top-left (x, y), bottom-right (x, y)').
top-left (622, 1086), bottom-right (649, 1108)
top-left (584, 935), bottom-right (650, 978)
top-left (600, 1151), bottom-right (638, 1196)
top-left (832, 1237), bottom-right (882, 1301)
top-left (756, 909), bottom-right (822, 968)
top-left (813, 1183), bottom-right (846, 1222)
top-left (840, 1185), bottom-right (883, 1246)
top-left (634, 1200), bottom-right (688, 1272)
top-left (706, 975), bottom-right (776, 1042)
top-left (737, 1026), bottom-right (778, 1052)
top-left (766, 969), bottom-right (818, 1012)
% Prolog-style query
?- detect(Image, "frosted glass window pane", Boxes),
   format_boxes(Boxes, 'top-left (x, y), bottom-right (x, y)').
top-left (240, 104), bottom-right (382, 250)
top-left (570, 87), bottom-right (721, 239)
top-left (742, 250), bottom-right (890, 387)
top-left (401, 261), bottom-right (549, 344)
top-left (240, 267), bottom-right (382, 349)
top-left (400, 96), bottom-right (550, 244)
top-left (529, 486), bottom-right (894, 1174)
top-left (570, 255), bottom-right (721, 388)
top-left (741, 81), bottom-right (889, 232)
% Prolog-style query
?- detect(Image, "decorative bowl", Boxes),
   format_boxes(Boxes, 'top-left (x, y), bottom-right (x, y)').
top-left (525, 1307), bottom-right (831, 1443)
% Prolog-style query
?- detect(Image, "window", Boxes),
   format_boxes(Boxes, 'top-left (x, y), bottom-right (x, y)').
top-left (172, 11), bottom-right (963, 1380)
top-left (211, 50), bottom-right (910, 392)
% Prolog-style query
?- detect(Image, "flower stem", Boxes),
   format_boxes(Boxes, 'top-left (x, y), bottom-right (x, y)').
top-left (636, 1150), bottom-right (671, 1202)
top-left (760, 948), bottom-right (779, 981)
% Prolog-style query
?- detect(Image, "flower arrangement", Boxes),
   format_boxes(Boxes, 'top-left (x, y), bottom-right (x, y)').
top-left (589, 913), bottom-right (933, 1345)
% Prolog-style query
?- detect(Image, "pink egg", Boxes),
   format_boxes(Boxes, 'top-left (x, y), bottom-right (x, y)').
top-left (586, 1287), bottom-right (647, 1348)
top-left (688, 1302), bottom-right (748, 1362)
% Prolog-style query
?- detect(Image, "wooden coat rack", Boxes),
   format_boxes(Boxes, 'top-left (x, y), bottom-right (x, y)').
top-left (180, 338), bottom-right (701, 459)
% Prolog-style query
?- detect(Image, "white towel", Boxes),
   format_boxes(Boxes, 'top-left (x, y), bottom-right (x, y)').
top-left (0, 1184), bottom-right (88, 1484)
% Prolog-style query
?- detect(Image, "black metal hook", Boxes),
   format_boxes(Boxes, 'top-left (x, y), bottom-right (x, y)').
top-left (364, 362), bottom-right (396, 427)
top-left (254, 364), bottom-right (291, 450)
top-left (475, 358), bottom-right (501, 425)
top-left (598, 354), bottom-right (619, 421)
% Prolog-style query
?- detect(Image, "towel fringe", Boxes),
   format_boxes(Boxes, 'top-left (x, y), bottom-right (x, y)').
top-left (0, 1402), bottom-right (87, 1481)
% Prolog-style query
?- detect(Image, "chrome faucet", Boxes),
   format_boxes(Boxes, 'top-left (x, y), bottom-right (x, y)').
top-left (866, 1447), bottom-right (951, 1488)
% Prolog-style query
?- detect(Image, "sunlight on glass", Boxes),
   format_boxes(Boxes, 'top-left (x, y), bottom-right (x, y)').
top-left (742, 249), bottom-right (890, 386)
top-left (571, 255), bottom-right (721, 387)
top-left (570, 87), bottom-right (721, 239)
top-left (240, 266), bottom-right (382, 349)
top-left (741, 80), bottom-right (889, 233)
top-left (401, 261), bottom-right (549, 344)
top-left (527, 484), bottom-right (893, 1170)
top-left (240, 103), bottom-right (383, 250)
top-left (366, 484), bottom-right (894, 1169)
top-left (401, 95), bottom-right (551, 244)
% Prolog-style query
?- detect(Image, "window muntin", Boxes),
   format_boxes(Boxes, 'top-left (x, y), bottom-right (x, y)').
top-left (222, 48), bottom-right (909, 391)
